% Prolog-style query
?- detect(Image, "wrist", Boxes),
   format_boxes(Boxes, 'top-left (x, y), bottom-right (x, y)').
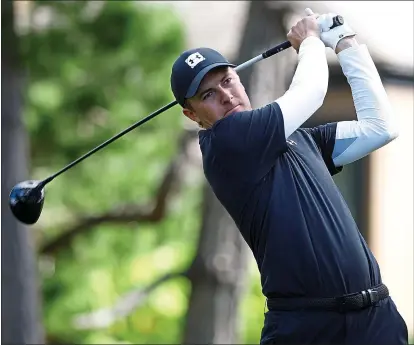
top-left (335, 36), bottom-right (358, 54)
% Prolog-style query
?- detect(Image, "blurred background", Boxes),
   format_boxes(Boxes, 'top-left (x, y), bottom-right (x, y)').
top-left (2, 1), bottom-right (413, 343)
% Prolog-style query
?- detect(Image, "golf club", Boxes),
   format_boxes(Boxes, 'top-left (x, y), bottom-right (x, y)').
top-left (8, 15), bottom-right (344, 225)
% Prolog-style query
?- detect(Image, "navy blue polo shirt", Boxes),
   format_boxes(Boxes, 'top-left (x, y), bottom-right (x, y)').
top-left (198, 102), bottom-right (382, 298)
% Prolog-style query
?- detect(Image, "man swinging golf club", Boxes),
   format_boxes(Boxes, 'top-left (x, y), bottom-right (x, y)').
top-left (170, 8), bottom-right (408, 345)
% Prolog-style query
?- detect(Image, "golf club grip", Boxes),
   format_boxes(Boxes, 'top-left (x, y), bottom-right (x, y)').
top-left (262, 41), bottom-right (292, 59)
top-left (262, 15), bottom-right (344, 59)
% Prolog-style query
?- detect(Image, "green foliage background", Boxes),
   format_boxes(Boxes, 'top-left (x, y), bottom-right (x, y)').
top-left (18, 1), bottom-right (266, 343)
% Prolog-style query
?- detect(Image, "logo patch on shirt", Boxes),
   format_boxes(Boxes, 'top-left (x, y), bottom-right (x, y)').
top-left (185, 52), bottom-right (205, 69)
top-left (287, 139), bottom-right (297, 146)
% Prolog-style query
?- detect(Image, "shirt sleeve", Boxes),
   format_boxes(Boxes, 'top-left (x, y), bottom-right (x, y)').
top-left (302, 122), bottom-right (343, 176)
top-left (275, 36), bottom-right (329, 139)
top-left (331, 44), bottom-right (398, 167)
top-left (210, 102), bottom-right (288, 182)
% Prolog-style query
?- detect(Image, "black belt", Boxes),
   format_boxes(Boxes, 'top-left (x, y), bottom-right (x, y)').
top-left (266, 283), bottom-right (389, 313)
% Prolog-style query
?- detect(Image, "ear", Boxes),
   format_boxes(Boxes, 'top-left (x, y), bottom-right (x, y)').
top-left (182, 108), bottom-right (200, 124)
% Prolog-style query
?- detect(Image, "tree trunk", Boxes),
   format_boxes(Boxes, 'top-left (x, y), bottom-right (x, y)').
top-left (1, 1), bottom-right (44, 343)
top-left (236, 1), bottom-right (294, 108)
top-left (182, 183), bottom-right (249, 344)
top-left (181, 2), bottom-right (294, 344)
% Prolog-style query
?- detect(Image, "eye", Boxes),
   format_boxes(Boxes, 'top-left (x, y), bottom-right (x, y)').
top-left (223, 77), bottom-right (232, 84)
top-left (202, 91), bottom-right (213, 100)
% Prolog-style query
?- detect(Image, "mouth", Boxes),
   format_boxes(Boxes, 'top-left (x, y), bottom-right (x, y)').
top-left (224, 105), bottom-right (241, 117)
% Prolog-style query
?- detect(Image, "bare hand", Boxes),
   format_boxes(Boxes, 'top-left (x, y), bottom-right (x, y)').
top-left (287, 10), bottom-right (320, 53)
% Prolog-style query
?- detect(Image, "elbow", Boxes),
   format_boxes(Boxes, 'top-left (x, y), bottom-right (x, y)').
top-left (362, 107), bottom-right (399, 144)
top-left (355, 117), bottom-right (399, 152)
top-left (386, 124), bottom-right (399, 142)
top-left (383, 112), bottom-right (399, 142)
top-left (375, 117), bottom-right (400, 144)
top-left (378, 127), bottom-right (399, 147)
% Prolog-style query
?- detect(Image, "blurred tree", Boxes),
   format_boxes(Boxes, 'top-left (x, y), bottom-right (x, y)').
top-left (182, 183), bottom-right (249, 344)
top-left (17, 0), bottom-right (190, 343)
top-left (1, 1), bottom-right (44, 343)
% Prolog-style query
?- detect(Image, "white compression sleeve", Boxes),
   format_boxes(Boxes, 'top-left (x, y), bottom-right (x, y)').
top-left (275, 36), bottom-right (329, 139)
top-left (332, 44), bottom-right (399, 167)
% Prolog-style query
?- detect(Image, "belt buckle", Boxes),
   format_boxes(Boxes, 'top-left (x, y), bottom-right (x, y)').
top-left (367, 288), bottom-right (379, 305)
top-left (361, 288), bottom-right (379, 307)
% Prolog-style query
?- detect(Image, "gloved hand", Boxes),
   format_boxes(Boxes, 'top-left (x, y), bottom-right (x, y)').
top-left (305, 8), bottom-right (356, 51)
top-left (318, 14), bottom-right (356, 50)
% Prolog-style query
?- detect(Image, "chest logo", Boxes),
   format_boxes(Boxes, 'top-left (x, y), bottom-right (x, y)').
top-left (287, 139), bottom-right (297, 146)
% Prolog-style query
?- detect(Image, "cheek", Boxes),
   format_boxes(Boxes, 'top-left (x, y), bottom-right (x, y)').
top-left (197, 104), bottom-right (221, 121)
top-left (196, 99), bottom-right (227, 122)
top-left (207, 104), bottom-right (224, 120)
top-left (236, 83), bottom-right (246, 95)
top-left (237, 86), bottom-right (247, 100)
top-left (205, 99), bottom-right (222, 111)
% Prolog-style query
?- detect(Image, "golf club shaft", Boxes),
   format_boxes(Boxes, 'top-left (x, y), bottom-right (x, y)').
top-left (40, 100), bottom-right (178, 187)
top-left (235, 40), bottom-right (292, 71)
top-left (39, 40), bottom-right (293, 188)
top-left (236, 14), bottom-right (345, 72)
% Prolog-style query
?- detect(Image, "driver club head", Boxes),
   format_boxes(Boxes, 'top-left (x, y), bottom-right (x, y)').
top-left (9, 180), bottom-right (45, 225)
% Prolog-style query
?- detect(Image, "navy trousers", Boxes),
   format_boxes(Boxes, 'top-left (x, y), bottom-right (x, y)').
top-left (260, 297), bottom-right (408, 345)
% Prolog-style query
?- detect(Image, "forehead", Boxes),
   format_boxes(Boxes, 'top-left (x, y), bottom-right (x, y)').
top-left (198, 66), bottom-right (235, 89)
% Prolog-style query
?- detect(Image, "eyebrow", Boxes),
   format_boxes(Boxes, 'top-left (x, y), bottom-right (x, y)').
top-left (197, 73), bottom-right (231, 99)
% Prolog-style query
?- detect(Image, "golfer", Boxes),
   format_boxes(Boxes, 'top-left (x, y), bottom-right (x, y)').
top-left (170, 9), bottom-right (408, 345)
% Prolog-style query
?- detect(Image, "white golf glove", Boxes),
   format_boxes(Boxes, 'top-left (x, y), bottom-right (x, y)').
top-left (305, 8), bottom-right (356, 51)
top-left (318, 13), bottom-right (356, 50)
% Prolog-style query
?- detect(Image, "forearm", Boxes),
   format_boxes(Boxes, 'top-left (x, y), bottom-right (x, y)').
top-left (335, 37), bottom-right (359, 54)
top-left (276, 36), bottom-right (329, 139)
top-left (338, 39), bottom-right (397, 128)
top-left (332, 42), bottom-right (399, 166)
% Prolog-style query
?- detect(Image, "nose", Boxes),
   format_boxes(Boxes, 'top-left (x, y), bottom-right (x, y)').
top-left (218, 86), bottom-right (233, 104)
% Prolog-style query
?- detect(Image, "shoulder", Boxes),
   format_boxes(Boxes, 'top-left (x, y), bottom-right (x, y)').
top-left (199, 102), bottom-right (287, 175)
top-left (211, 102), bottom-right (283, 141)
